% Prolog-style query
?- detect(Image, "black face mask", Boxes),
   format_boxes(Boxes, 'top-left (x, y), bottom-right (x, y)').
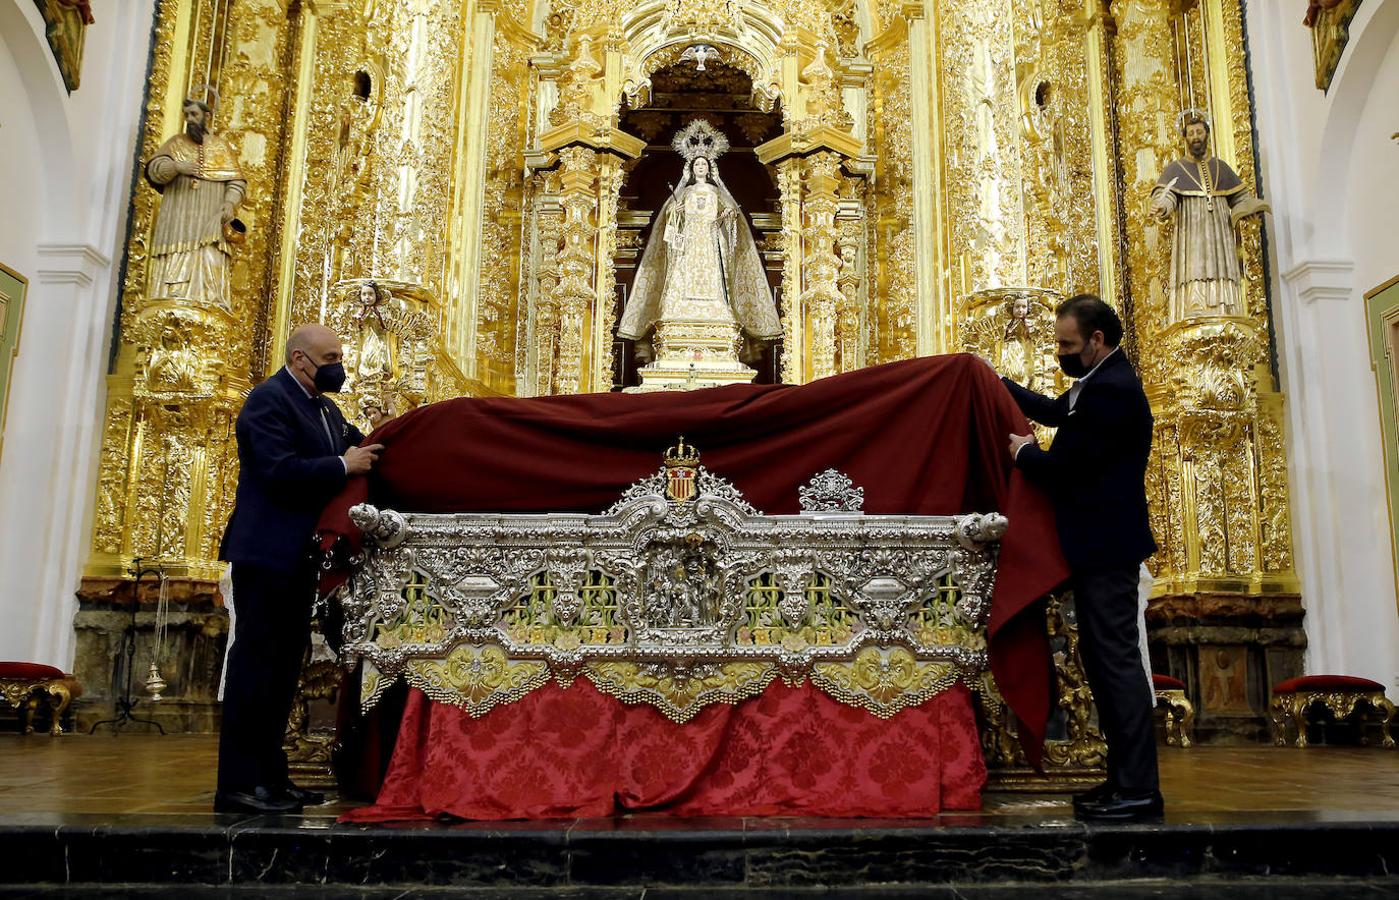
top-left (1058, 351), bottom-right (1090, 379)
top-left (303, 359), bottom-right (347, 393)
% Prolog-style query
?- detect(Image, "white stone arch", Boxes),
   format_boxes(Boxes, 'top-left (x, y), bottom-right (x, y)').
top-left (0, 1), bottom-right (81, 239)
top-left (0, 4), bottom-right (155, 670)
top-left (1308, 0), bottom-right (1399, 258)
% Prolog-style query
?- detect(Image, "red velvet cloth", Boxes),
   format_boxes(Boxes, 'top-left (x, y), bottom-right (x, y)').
top-left (0, 662), bottom-right (66, 680)
top-left (1152, 674), bottom-right (1187, 691)
top-left (319, 355), bottom-right (1069, 818)
top-left (1274, 675), bottom-right (1386, 694)
top-left (341, 680), bottom-right (987, 822)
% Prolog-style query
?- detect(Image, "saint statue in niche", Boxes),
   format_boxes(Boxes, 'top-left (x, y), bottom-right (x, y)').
top-left (145, 97), bottom-right (246, 311)
top-left (618, 118), bottom-right (781, 384)
top-left (1149, 109), bottom-right (1269, 323)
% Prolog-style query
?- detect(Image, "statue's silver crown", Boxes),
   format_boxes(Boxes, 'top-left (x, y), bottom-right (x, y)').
top-left (673, 118), bottom-right (730, 162)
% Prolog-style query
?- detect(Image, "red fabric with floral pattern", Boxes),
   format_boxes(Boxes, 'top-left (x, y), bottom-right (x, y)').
top-left (341, 679), bottom-right (986, 821)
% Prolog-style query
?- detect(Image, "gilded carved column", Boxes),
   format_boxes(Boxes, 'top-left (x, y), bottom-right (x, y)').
top-left (530, 202), bottom-right (565, 397)
top-left (835, 213), bottom-right (865, 374)
top-left (88, 0), bottom-right (295, 580)
top-left (802, 152), bottom-right (843, 381)
top-left (777, 158), bottom-right (805, 384)
top-left (1107, 0), bottom-right (1301, 739)
top-left (865, 20), bottom-right (919, 363)
top-left (554, 146), bottom-right (601, 396)
top-left (592, 155), bottom-right (625, 392)
top-left (939, 0), bottom-right (1028, 296)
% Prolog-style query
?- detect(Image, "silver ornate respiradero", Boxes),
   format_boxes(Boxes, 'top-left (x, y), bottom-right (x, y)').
top-left (339, 449), bottom-right (1008, 721)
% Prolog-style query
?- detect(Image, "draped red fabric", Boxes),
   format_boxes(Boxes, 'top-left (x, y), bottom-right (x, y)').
top-left (318, 354), bottom-right (1069, 804)
top-left (341, 680), bottom-right (987, 822)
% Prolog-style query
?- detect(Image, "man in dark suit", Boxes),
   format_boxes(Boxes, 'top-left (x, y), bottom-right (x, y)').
top-left (1000, 294), bottom-right (1162, 821)
top-left (215, 324), bottom-right (383, 814)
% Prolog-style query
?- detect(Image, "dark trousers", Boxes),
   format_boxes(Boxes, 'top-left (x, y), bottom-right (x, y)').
top-left (217, 562), bottom-right (314, 793)
top-left (1072, 565), bottom-right (1159, 794)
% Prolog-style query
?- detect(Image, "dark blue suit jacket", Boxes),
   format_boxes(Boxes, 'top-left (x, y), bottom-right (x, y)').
top-left (1003, 350), bottom-right (1158, 573)
top-left (219, 368), bottom-right (365, 572)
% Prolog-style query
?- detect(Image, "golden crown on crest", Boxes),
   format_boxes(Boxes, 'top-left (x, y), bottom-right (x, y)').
top-left (663, 436), bottom-right (701, 469)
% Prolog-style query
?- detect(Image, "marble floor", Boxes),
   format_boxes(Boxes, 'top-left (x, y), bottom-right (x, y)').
top-left (3, 733), bottom-right (1399, 821)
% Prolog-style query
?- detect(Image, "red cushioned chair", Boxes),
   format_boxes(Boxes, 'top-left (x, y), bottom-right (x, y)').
top-left (1151, 673), bottom-right (1195, 748)
top-left (1269, 675), bottom-right (1396, 749)
top-left (0, 662), bottom-right (83, 735)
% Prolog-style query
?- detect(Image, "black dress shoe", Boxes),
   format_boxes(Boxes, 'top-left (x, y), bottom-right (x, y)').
top-left (213, 785), bottom-right (303, 815)
top-left (1071, 781), bottom-right (1116, 811)
top-left (1075, 789), bottom-right (1164, 822)
top-left (282, 783), bottom-right (326, 806)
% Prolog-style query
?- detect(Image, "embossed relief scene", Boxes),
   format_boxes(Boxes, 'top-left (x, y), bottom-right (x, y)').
top-left (6, 0), bottom-right (1399, 894)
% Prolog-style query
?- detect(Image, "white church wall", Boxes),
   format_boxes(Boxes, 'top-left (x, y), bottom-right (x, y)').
top-left (1247, 2), bottom-right (1399, 692)
top-left (0, 1), bottom-right (155, 668)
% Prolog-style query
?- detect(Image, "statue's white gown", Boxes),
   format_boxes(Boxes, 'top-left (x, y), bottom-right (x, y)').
top-left (658, 183), bottom-right (734, 325)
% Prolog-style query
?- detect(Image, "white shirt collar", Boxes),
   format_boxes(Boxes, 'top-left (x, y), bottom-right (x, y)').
top-left (1077, 346), bottom-right (1118, 384)
top-left (284, 365), bottom-right (317, 399)
top-left (1067, 347), bottom-right (1118, 410)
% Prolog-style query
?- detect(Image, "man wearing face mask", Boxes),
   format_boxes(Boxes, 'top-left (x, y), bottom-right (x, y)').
top-left (1000, 294), bottom-right (1161, 821)
top-left (215, 324), bottom-right (384, 814)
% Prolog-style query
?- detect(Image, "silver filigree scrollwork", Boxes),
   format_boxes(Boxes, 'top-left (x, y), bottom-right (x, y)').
top-left (340, 462), bottom-right (1010, 714)
top-left (351, 503), bottom-right (408, 549)
top-left (954, 512), bottom-right (1009, 550)
top-left (798, 469), bottom-right (866, 513)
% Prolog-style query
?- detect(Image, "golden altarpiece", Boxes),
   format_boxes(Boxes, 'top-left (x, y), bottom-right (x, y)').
top-left (74, 0), bottom-right (1300, 760)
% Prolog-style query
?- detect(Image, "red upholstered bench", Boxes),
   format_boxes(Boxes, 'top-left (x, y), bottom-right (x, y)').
top-left (0, 662), bottom-right (83, 735)
top-left (1152, 673), bottom-right (1194, 748)
top-left (1269, 675), bottom-right (1396, 749)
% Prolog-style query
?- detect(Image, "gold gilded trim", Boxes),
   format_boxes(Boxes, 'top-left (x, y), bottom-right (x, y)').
top-left (0, 262), bottom-right (29, 464)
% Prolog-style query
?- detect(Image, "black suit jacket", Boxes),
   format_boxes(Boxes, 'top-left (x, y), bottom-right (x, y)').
top-left (219, 368), bottom-right (365, 572)
top-left (1003, 350), bottom-right (1157, 572)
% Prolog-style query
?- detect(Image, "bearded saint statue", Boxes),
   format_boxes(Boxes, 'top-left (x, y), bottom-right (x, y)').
top-left (1149, 109), bottom-right (1269, 323)
top-left (619, 119), bottom-right (781, 388)
top-left (144, 98), bottom-right (246, 311)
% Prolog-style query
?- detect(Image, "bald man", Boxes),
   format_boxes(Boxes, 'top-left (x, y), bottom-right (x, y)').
top-left (216, 325), bottom-right (383, 814)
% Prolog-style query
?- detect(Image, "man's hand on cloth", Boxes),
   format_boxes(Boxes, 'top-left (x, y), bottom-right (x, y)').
top-left (343, 443), bottom-right (384, 475)
top-left (1008, 432), bottom-right (1036, 461)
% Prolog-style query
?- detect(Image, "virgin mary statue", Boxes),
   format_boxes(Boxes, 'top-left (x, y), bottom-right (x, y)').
top-left (619, 119), bottom-right (781, 391)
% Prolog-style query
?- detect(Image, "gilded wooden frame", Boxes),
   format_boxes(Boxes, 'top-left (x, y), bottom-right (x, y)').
top-left (1364, 272), bottom-right (1399, 613)
top-left (0, 262), bottom-right (29, 465)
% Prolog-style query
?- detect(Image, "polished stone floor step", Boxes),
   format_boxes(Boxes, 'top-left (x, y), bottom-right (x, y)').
top-left (2, 879), bottom-right (1399, 898)
top-left (3, 812), bottom-right (1399, 893)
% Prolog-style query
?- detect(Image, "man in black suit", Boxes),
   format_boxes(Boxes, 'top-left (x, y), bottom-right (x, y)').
top-left (1000, 294), bottom-right (1162, 821)
top-left (215, 324), bottom-right (383, 814)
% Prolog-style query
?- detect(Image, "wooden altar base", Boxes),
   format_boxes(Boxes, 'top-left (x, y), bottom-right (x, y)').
top-left (2, 736), bottom-right (1399, 897)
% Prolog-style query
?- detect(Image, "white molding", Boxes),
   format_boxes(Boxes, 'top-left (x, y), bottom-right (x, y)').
top-left (34, 244), bottom-right (112, 286)
top-left (1282, 259), bottom-right (1355, 304)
